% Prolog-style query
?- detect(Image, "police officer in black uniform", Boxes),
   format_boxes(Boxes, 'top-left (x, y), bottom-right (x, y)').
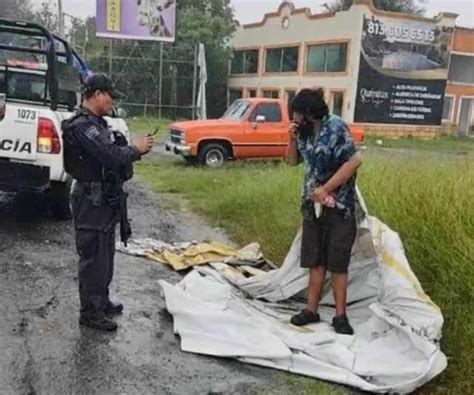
top-left (62, 74), bottom-right (154, 331)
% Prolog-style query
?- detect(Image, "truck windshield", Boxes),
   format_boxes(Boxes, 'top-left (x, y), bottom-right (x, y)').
top-left (222, 100), bottom-right (252, 121)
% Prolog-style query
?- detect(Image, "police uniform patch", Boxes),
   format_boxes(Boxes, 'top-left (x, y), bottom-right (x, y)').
top-left (85, 126), bottom-right (100, 140)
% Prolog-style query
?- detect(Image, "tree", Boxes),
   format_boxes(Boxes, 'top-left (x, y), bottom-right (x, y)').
top-left (0, 0), bottom-right (34, 21)
top-left (176, 0), bottom-right (239, 117)
top-left (323, 0), bottom-right (426, 15)
top-left (2, 0), bottom-right (239, 119)
top-left (35, 1), bottom-right (59, 33)
top-left (68, 0), bottom-right (238, 117)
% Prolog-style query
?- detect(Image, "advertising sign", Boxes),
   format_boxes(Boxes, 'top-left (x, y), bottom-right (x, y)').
top-left (96, 0), bottom-right (176, 42)
top-left (354, 14), bottom-right (454, 125)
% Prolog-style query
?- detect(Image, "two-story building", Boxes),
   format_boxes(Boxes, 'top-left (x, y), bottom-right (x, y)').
top-left (444, 27), bottom-right (474, 135)
top-left (228, 0), bottom-right (474, 137)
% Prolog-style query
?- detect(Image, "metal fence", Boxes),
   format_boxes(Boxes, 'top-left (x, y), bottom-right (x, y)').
top-left (83, 40), bottom-right (199, 119)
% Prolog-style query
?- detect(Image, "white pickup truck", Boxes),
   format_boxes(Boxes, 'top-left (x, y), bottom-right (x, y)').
top-left (0, 19), bottom-right (129, 219)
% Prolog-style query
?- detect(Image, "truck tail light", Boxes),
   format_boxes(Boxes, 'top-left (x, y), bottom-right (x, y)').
top-left (37, 118), bottom-right (61, 154)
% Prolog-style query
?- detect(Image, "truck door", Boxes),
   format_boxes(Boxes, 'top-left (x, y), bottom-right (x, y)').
top-left (243, 102), bottom-right (287, 158)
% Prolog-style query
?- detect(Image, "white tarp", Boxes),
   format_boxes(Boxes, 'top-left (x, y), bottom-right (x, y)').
top-left (158, 208), bottom-right (446, 393)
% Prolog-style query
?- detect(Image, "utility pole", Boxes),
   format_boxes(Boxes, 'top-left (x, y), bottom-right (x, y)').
top-left (83, 27), bottom-right (89, 59)
top-left (158, 42), bottom-right (163, 119)
top-left (108, 40), bottom-right (113, 76)
top-left (58, 0), bottom-right (65, 36)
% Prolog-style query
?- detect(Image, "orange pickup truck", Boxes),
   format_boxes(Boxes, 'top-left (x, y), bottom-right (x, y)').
top-left (165, 98), bottom-right (364, 167)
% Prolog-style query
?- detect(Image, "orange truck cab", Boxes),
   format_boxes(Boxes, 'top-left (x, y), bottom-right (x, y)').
top-left (165, 98), bottom-right (364, 167)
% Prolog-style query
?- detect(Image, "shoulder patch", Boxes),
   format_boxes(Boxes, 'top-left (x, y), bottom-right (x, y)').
top-left (85, 126), bottom-right (100, 140)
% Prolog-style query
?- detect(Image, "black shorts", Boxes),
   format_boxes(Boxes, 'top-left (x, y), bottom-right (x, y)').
top-left (301, 207), bottom-right (356, 273)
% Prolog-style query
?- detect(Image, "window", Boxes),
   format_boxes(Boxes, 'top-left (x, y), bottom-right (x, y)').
top-left (228, 89), bottom-right (243, 106)
top-left (330, 91), bottom-right (344, 117)
top-left (251, 103), bottom-right (282, 123)
top-left (262, 90), bottom-right (280, 99)
top-left (458, 98), bottom-right (474, 136)
top-left (306, 43), bottom-right (348, 73)
top-left (248, 89), bottom-right (257, 98)
top-left (265, 46), bottom-right (299, 73)
top-left (231, 49), bottom-right (259, 74)
top-left (442, 96), bottom-right (454, 122)
top-left (1, 71), bottom-right (46, 102)
top-left (448, 55), bottom-right (474, 84)
top-left (223, 100), bottom-right (252, 120)
top-left (285, 90), bottom-right (296, 119)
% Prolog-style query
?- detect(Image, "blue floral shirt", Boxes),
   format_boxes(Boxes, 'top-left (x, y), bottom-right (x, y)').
top-left (297, 114), bottom-right (357, 220)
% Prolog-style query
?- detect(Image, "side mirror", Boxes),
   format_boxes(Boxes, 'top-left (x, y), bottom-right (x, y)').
top-left (252, 115), bottom-right (265, 129)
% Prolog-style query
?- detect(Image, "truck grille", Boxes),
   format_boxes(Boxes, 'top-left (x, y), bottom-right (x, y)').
top-left (170, 129), bottom-right (183, 144)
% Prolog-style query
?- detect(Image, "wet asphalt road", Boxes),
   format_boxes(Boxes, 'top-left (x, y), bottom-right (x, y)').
top-left (0, 182), bottom-right (294, 395)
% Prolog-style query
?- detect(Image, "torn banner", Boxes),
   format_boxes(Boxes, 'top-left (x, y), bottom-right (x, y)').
top-left (117, 239), bottom-right (266, 271)
top-left (157, 214), bottom-right (446, 393)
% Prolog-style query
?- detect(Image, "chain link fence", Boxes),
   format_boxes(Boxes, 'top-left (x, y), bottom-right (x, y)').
top-left (84, 40), bottom-right (198, 119)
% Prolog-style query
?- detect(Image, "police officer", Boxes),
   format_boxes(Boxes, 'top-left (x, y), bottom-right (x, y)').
top-left (62, 74), bottom-right (154, 331)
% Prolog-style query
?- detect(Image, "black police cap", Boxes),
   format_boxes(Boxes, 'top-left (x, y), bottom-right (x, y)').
top-left (82, 73), bottom-right (122, 99)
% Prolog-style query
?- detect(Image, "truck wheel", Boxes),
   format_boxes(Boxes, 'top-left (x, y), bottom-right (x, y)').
top-left (198, 143), bottom-right (229, 168)
top-left (50, 179), bottom-right (73, 221)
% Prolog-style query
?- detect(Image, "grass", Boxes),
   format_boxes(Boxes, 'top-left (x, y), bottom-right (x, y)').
top-left (366, 135), bottom-right (474, 153)
top-left (358, 151), bottom-right (474, 394)
top-left (130, 118), bottom-right (474, 394)
top-left (137, 157), bottom-right (303, 262)
top-left (127, 116), bottom-right (171, 139)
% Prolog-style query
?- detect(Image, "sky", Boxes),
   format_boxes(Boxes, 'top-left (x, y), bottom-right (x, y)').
top-left (31, 0), bottom-right (474, 28)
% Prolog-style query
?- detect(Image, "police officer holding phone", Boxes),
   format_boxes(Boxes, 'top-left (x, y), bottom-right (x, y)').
top-left (62, 74), bottom-right (154, 331)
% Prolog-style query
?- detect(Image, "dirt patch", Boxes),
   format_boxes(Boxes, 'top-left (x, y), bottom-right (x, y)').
top-left (0, 182), bottom-right (301, 394)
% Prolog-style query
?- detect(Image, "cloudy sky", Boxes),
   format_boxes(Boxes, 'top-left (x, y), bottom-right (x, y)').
top-left (31, 0), bottom-right (474, 27)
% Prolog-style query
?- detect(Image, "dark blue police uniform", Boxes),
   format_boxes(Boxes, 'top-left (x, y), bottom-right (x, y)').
top-left (62, 108), bottom-right (141, 323)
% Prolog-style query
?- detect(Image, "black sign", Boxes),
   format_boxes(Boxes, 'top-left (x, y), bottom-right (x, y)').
top-left (354, 55), bottom-right (446, 125)
top-left (354, 15), bottom-right (454, 125)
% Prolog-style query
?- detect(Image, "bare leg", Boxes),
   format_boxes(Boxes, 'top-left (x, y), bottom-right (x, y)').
top-left (331, 272), bottom-right (348, 316)
top-left (307, 265), bottom-right (326, 313)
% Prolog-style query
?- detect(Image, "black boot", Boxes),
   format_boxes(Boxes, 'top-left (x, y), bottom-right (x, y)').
top-left (332, 314), bottom-right (354, 335)
top-left (105, 300), bottom-right (124, 316)
top-left (79, 313), bottom-right (118, 331)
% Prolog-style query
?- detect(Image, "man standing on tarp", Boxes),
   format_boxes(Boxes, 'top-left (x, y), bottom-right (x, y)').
top-left (286, 88), bottom-right (362, 334)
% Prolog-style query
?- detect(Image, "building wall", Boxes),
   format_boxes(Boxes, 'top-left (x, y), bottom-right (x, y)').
top-left (229, 2), bottom-right (365, 122)
top-left (445, 86), bottom-right (474, 125)
top-left (452, 27), bottom-right (474, 52)
top-left (444, 27), bottom-right (474, 135)
top-left (229, 0), bottom-right (465, 138)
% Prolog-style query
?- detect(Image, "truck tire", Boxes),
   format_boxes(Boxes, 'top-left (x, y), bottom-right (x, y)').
top-left (50, 179), bottom-right (73, 221)
top-left (198, 143), bottom-right (229, 168)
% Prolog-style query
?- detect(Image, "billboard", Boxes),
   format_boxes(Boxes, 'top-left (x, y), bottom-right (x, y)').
top-left (354, 14), bottom-right (454, 125)
top-left (96, 0), bottom-right (176, 42)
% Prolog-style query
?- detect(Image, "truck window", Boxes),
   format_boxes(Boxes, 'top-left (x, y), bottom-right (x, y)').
top-left (6, 71), bottom-right (46, 102)
top-left (251, 103), bottom-right (282, 123)
top-left (0, 33), bottom-right (81, 108)
top-left (223, 99), bottom-right (252, 120)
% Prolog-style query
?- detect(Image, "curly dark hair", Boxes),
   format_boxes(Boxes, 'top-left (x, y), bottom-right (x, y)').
top-left (291, 88), bottom-right (329, 120)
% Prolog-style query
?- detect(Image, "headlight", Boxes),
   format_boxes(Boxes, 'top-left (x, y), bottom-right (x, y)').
top-left (170, 129), bottom-right (186, 144)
